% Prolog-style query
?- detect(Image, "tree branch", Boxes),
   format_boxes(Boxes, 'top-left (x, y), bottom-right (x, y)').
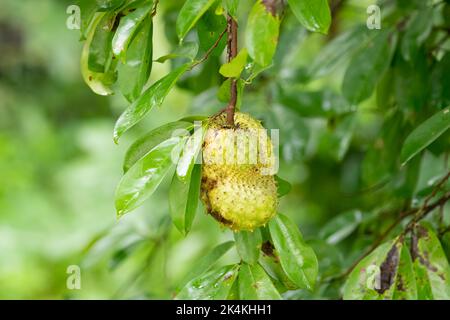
top-left (225, 14), bottom-right (238, 126)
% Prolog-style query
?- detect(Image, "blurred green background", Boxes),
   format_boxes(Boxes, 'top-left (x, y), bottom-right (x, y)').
top-left (1, 0), bottom-right (448, 299)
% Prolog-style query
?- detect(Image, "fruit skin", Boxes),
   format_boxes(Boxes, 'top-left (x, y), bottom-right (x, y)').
top-left (200, 112), bottom-right (278, 231)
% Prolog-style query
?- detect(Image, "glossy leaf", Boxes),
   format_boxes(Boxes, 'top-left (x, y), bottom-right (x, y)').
top-left (238, 263), bottom-right (281, 300)
top-left (118, 16), bottom-right (153, 102)
top-left (111, 2), bottom-right (153, 59)
top-left (115, 137), bottom-right (183, 217)
top-left (113, 63), bottom-right (191, 142)
top-left (177, 241), bottom-right (235, 290)
top-left (176, 0), bottom-right (218, 41)
top-left (246, 1), bottom-right (280, 67)
top-left (123, 121), bottom-right (193, 173)
top-left (154, 41), bottom-right (199, 63)
top-left (176, 122), bottom-right (205, 181)
top-left (319, 210), bottom-right (363, 245)
top-left (234, 229), bottom-right (262, 264)
top-left (219, 49), bottom-right (248, 78)
top-left (81, 13), bottom-right (116, 96)
top-left (287, 0), bottom-right (331, 34)
top-left (342, 29), bottom-right (397, 104)
top-left (412, 224), bottom-right (450, 299)
top-left (176, 264), bottom-right (239, 300)
top-left (400, 107), bottom-right (450, 166)
top-left (169, 164), bottom-right (202, 234)
top-left (268, 214), bottom-right (318, 290)
top-left (88, 12), bottom-right (115, 73)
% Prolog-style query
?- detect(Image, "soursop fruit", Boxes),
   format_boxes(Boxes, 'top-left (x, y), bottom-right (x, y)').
top-left (200, 112), bottom-right (278, 231)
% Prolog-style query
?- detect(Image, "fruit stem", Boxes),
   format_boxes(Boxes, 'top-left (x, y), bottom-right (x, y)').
top-left (226, 14), bottom-right (238, 126)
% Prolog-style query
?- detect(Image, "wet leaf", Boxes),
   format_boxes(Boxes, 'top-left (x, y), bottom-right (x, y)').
top-left (287, 0), bottom-right (331, 34)
top-left (176, 0), bottom-right (218, 41)
top-left (238, 263), bottom-right (281, 300)
top-left (176, 264), bottom-right (239, 300)
top-left (268, 214), bottom-right (318, 290)
top-left (176, 122), bottom-right (205, 181)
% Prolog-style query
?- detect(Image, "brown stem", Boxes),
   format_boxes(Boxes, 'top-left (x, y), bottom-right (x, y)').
top-left (225, 14), bottom-right (238, 126)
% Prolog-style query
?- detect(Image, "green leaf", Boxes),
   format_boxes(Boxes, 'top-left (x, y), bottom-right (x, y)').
top-left (169, 164), bottom-right (202, 234)
top-left (412, 224), bottom-right (450, 299)
top-left (115, 137), bottom-right (183, 217)
top-left (177, 241), bottom-right (235, 290)
top-left (77, 0), bottom-right (99, 40)
top-left (113, 63), bottom-right (191, 142)
top-left (343, 241), bottom-right (399, 300)
top-left (401, 7), bottom-right (434, 62)
top-left (287, 0), bottom-right (331, 34)
top-left (400, 107), bottom-right (450, 166)
top-left (275, 175), bottom-right (291, 198)
top-left (118, 16), bottom-right (153, 102)
top-left (342, 29), bottom-right (397, 104)
top-left (176, 0), bottom-right (218, 41)
top-left (176, 122), bottom-right (205, 181)
top-left (234, 229), bottom-right (262, 264)
top-left (81, 12), bottom-right (117, 96)
top-left (197, 10), bottom-right (227, 57)
top-left (88, 12), bottom-right (115, 73)
top-left (219, 49), bottom-right (248, 78)
top-left (111, 2), bottom-right (153, 59)
top-left (217, 78), bottom-right (245, 109)
top-left (176, 264), bottom-right (239, 300)
top-left (222, 0), bottom-right (239, 19)
top-left (154, 41), bottom-right (199, 63)
top-left (431, 53), bottom-right (450, 109)
top-left (278, 88), bottom-right (353, 118)
top-left (268, 214), bottom-right (318, 290)
top-left (319, 210), bottom-right (363, 245)
top-left (307, 26), bottom-right (370, 79)
top-left (246, 1), bottom-right (280, 67)
top-left (393, 244), bottom-right (418, 300)
top-left (238, 263), bottom-right (282, 300)
top-left (123, 121), bottom-right (193, 173)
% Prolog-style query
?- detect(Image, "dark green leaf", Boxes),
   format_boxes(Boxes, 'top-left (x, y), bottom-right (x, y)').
top-left (112, 2), bottom-right (153, 59)
top-left (197, 10), bottom-right (227, 57)
top-left (246, 1), bottom-right (280, 67)
top-left (88, 12), bottom-right (115, 73)
top-left (176, 0), bottom-right (218, 41)
top-left (287, 0), bottom-right (331, 34)
top-left (169, 164), bottom-right (202, 234)
top-left (401, 8), bottom-right (434, 61)
top-left (176, 264), bottom-right (239, 300)
top-left (118, 16), bottom-right (153, 102)
top-left (268, 214), bottom-right (318, 290)
top-left (393, 244), bottom-right (418, 300)
top-left (115, 137), bottom-right (184, 217)
top-left (234, 229), bottom-right (262, 264)
top-left (342, 29), bottom-right (397, 104)
top-left (113, 63), bottom-right (191, 142)
top-left (400, 107), bottom-right (450, 165)
top-left (238, 263), bottom-right (282, 300)
top-left (275, 175), bottom-right (291, 198)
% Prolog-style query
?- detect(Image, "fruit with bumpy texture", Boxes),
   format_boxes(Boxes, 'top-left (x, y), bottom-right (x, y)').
top-left (200, 112), bottom-right (278, 231)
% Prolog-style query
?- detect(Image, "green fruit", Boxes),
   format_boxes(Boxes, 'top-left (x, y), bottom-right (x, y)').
top-left (200, 112), bottom-right (278, 231)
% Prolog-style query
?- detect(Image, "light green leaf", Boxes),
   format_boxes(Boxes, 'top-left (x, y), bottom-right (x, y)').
top-left (118, 16), bottom-right (153, 102)
top-left (112, 2), bottom-right (153, 59)
top-left (219, 49), bottom-right (248, 78)
top-left (123, 121), bottom-right (193, 173)
top-left (176, 122), bottom-right (205, 181)
top-left (234, 229), bottom-right (262, 264)
top-left (268, 214), bottom-right (318, 290)
top-left (176, 264), bottom-right (239, 300)
top-left (342, 29), bottom-right (397, 104)
top-left (238, 263), bottom-right (282, 300)
top-left (393, 245), bottom-right (418, 300)
top-left (113, 63), bottom-right (191, 142)
top-left (222, 0), bottom-right (238, 19)
top-left (343, 241), bottom-right (399, 300)
top-left (287, 0), bottom-right (331, 34)
top-left (154, 41), bottom-right (199, 63)
top-left (177, 241), bottom-right (235, 290)
top-left (169, 164), bottom-right (202, 235)
top-left (412, 224), bottom-right (450, 299)
top-left (176, 0), bottom-right (218, 41)
top-left (81, 12), bottom-right (116, 96)
top-left (400, 107), bottom-right (450, 166)
top-left (115, 137), bottom-right (183, 217)
top-left (246, 1), bottom-right (280, 67)
top-left (319, 210), bottom-right (363, 245)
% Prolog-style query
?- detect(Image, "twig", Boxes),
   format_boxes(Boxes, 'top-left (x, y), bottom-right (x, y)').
top-left (190, 27), bottom-right (227, 69)
top-left (151, 0), bottom-right (159, 17)
top-left (225, 14), bottom-right (238, 126)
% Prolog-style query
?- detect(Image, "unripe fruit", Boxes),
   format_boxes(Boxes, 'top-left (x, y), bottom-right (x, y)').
top-left (200, 112), bottom-right (278, 231)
